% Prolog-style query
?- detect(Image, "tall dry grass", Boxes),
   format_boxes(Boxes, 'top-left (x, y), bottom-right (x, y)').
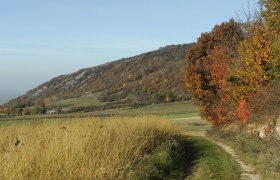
top-left (0, 116), bottom-right (178, 179)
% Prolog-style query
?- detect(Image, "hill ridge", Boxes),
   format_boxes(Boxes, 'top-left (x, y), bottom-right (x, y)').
top-left (6, 43), bottom-right (194, 113)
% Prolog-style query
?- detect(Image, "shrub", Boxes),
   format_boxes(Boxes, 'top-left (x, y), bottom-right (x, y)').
top-left (248, 80), bottom-right (280, 123)
top-left (151, 93), bottom-right (165, 104)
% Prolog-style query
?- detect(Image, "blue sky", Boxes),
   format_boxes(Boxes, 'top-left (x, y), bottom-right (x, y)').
top-left (0, 0), bottom-right (258, 94)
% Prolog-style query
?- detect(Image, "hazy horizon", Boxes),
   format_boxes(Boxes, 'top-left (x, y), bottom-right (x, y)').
top-left (0, 0), bottom-right (258, 99)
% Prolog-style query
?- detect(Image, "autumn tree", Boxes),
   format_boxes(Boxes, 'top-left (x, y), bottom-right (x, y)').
top-left (232, 0), bottom-right (280, 124)
top-left (32, 99), bottom-right (46, 114)
top-left (239, 21), bottom-right (275, 88)
top-left (261, 0), bottom-right (280, 78)
top-left (273, 34), bottom-right (280, 76)
top-left (23, 107), bottom-right (31, 115)
top-left (260, 0), bottom-right (280, 31)
top-left (238, 0), bottom-right (280, 85)
top-left (185, 19), bottom-right (244, 125)
top-left (185, 0), bottom-right (280, 126)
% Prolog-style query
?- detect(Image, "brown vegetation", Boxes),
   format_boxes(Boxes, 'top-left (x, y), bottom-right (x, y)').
top-left (0, 116), bottom-right (179, 179)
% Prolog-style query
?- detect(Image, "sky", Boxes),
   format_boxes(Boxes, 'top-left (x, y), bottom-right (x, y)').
top-left (0, 0), bottom-right (258, 95)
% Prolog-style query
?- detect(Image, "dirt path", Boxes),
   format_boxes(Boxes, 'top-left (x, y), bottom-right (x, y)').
top-left (211, 140), bottom-right (262, 180)
top-left (173, 116), bottom-right (262, 179)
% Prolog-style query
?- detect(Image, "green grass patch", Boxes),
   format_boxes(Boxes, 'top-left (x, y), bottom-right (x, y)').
top-left (56, 92), bottom-right (106, 108)
top-left (166, 112), bottom-right (200, 120)
top-left (91, 101), bottom-right (199, 116)
top-left (132, 136), bottom-right (194, 179)
top-left (173, 117), bottom-right (211, 137)
top-left (0, 120), bottom-right (16, 126)
top-left (176, 120), bottom-right (211, 132)
top-left (186, 137), bottom-right (240, 180)
top-left (132, 136), bottom-right (241, 180)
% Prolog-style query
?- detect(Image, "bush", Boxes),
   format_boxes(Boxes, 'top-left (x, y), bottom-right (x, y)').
top-left (132, 137), bottom-right (191, 179)
top-left (22, 108), bottom-right (31, 115)
top-left (248, 80), bottom-right (280, 122)
top-left (32, 106), bottom-right (46, 115)
top-left (151, 93), bottom-right (165, 104)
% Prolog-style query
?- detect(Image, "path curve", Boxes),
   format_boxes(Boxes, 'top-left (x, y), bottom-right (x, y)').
top-left (172, 116), bottom-right (262, 179)
top-left (211, 140), bottom-right (262, 180)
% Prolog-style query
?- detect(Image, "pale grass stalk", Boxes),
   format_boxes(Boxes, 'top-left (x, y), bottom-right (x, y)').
top-left (0, 116), bottom-right (178, 179)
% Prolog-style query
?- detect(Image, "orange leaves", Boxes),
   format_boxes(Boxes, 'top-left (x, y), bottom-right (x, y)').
top-left (260, 0), bottom-right (280, 32)
top-left (207, 107), bottom-right (227, 126)
top-left (185, 0), bottom-right (280, 127)
top-left (239, 0), bottom-right (280, 88)
top-left (236, 100), bottom-right (250, 124)
top-left (185, 19), bottom-right (244, 126)
top-left (207, 45), bottom-right (230, 88)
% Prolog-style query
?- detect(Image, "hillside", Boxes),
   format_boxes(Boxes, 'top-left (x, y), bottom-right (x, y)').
top-left (6, 43), bottom-right (194, 113)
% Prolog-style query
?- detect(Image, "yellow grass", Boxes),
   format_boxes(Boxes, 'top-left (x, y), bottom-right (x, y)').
top-left (0, 116), bottom-right (178, 179)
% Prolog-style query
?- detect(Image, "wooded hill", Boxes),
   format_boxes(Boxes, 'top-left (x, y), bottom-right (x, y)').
top-left (5, 43), bottom-right (194, 113)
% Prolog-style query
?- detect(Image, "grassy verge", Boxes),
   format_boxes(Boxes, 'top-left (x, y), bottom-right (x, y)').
top-left (132, 115), bottom-right (240, 180)
top-left (132, 135), bottom-right (193, 179)
top-left (0, 116), bottom-right (182, 179)
top-left (208, 128), bottom-right (280, 179)
top-left (133, 135), bottom-right (241, 180)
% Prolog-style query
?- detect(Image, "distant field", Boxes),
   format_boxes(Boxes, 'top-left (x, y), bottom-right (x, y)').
top-left (0, 101), bottom-right (199, 123)
top-left (173, 117), bottom-right (211, 137)
top-left (56, 92), bottom-right (106, 108)
top-left (55, 93), bottom-right (198, 116)
top-left (91, 101), bottom-right (199, 116)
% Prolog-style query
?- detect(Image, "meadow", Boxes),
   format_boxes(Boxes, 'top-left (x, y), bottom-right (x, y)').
top-left (0, 116), bottom-right (185, 179)
top-left (0, 103), bottom-right (241, 179)
top-left (0, 101), bottom-right (199, 122)
top-left (56, 92), bottom-right (106, 108)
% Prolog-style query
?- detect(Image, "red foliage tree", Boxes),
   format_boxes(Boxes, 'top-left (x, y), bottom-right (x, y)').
top-left (185, 19), bottom-right (244, 126)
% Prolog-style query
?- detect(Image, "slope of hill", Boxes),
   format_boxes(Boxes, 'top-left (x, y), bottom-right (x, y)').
top-left (6, 43), bottom-right (194, 113)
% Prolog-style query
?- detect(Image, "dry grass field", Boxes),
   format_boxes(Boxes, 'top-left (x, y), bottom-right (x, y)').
top-left (0, 116), bottom-right (179, 179)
